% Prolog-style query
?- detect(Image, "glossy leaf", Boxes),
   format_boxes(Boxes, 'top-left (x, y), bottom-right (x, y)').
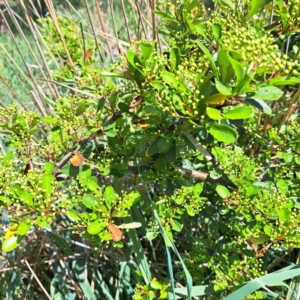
top-left (82, 194), bottom-right (100, 209)
top-left (2, 235), bottom-right (22, 252)
top-left (254, 86), bottom-right (283, 100)
top-left (87, 220), bottom-right (106, 235)
top-left (217, 50), bottom-right (234, 84)
top-left (158, 137), bottom-right (173, 152)
top-left (222, 106), bottom-right (252, 119)
top-left (17, 220), bottom-right (31, 236)
top-left (104, 186), bottom-right (115, 210)
top-left (216, 185), bottom-right (231, 198)
top-left (215, 80), bottom-right (232, 96)
top-left (2, 151), bottom-right (13, 168)
top-left (19, 192), bottom-right (34, 207)
top-left (153, 10), bottom-right (178, 22)
top-left (208, 124), bottom-right (238, 144)
top-left (42, 174), bottom-right (54, 197)
top-left (206, 93), bottom-right (227, 105)
top-left (269, 76), bottom-right (300, 86)
top-left (206, 107), bottom-right (222, 120)
top-left (248, 0), bottom-right (265, 17)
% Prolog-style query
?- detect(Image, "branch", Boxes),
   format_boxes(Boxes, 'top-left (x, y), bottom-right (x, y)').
top-left (183, 130), bottom-right (213, 161)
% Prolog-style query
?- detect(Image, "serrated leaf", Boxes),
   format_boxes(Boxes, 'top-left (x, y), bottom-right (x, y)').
top-left (222, 106), bottom-right (252, 119)
top-left (208, 124), bottom-right (238, 144)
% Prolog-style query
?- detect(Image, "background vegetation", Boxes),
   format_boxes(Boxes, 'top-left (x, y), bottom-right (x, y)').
top-left (0, 0), bottom-right (299, 299)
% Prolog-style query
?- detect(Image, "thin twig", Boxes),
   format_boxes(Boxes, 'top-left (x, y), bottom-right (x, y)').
top-left (183, 130), bottom-right (213, 161)
top-left (24, 259), bottom-right (52, 300)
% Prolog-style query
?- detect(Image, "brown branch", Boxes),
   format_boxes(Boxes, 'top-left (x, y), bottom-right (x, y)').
top-left (183, 130), bottom-right (213, 161)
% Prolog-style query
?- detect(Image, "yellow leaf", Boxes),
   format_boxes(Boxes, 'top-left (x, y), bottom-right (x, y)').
top-left (205, 93), bottom-right (227, 105)
top-left (4, 224), bottom-right (18, 240)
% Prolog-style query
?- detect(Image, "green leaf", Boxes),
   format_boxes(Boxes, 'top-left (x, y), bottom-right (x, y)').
top-left (170, 47), bottom-right (181, 72)
top-left (228, 55), bottom-right (245, 83)
top-left (171, 219), bottom-right (183, 232)
top-left (219, 0), bottom-right (235, 9)
top-left (86, 180), bottom-right (101, 195)
top-left (269, 76), bottom-right (300, 86)
top-left (222, 106), bottom-right (252, 119)
top-left (193, 183), bottom-right (203, 195)
top-left (212, 24), bottom-right (222, 41)
top-left (42, 116), bottom-right (59, 125)
top-left (216, 185), bottom-right (231, 198)
top-left (122, 191), bottom-right (141, 209)
top-left (161, 72), bottom-right (180, 88)
top-left (248, 0), bottom-right (265, 17)
top-left (148, 137), bottom-right (160, 156)
top-left (104, 186), bottom-right (115, 210)
top-left (155, 157), bottom-right (168, 173)
top-left (17, 220), bottom-right (31, 236)
top-left (223, 265), bottom-right (300, 300)
top-left (82, 194), bottom-right (100, 209)
top-left (42, 174), bottom-right (54, 197)
top-left (208, 124), bottom-right (238, 144)
top-left (35, 216), bottom-right (48, 227)
top-left (215, 80), bottom-right (232, 96)
top-left (249, 234), bottom-right (270, 244)
top-left (254, 86), bottom-right (283, 100)
top-left (2, 235), bottom-right (22, 252)
top-left (79, 168), bottom-right (92, 185)
top-left (153, 10), bottom-right (178, 23)
top-left (2, 151), bottom-right (13, 168)
top-left (19, 192), bottom-right (34, 207)
top-left (206, 107), bottom-right (222, 120)
top-left (140, 42), bottom-right (153, 60)
top-left (158, 137), bottom-right (173, 152)
top-left (99, 70), bottom-right (122, 77)
top-left (43, 162), bottom-right (54, 174)
top-left (87, 220), bottom-right (106, 235)
top-left (67, 209), bottom-right (80, 221)
top-left (195, 41), bottom-right (218, 77)
top-left (217, 50), bottom-right (234, 84)
top-left (151, 81), bottom-right (165, 90)
top-left (165, 140), bottom-right (177, 163)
